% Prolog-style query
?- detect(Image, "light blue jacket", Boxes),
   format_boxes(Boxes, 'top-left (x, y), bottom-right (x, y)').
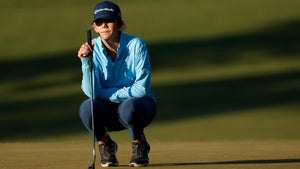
top-left (81, 32), bottom-right (156, 103)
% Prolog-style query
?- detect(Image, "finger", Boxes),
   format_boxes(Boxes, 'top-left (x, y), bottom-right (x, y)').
top-left (84, 42), bottom-right (93, 51)
top-left (80, 49), bottom-right (89, 57)
top-left (84, 44), bottom-right (91, 50)
top-left (78, 49), bottom-right (88, 58)
top-left (78, 43), bottom-right (93, 58)
top-left (81, 53), bottom-right (87, 57)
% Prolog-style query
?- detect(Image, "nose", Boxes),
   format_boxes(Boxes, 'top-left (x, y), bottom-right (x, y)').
top-left (101, 22), bottom-right (108, 28)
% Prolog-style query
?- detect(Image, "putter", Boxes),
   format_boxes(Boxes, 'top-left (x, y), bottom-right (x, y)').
top-left (87, 29), bottom-right (96, 169)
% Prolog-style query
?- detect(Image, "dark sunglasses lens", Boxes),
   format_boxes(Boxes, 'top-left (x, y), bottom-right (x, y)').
top-left (95, 19), bottom-right (103, 26)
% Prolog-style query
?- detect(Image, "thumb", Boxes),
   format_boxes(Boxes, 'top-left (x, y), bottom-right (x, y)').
top-left (85, 41), bottom-right (94, 51)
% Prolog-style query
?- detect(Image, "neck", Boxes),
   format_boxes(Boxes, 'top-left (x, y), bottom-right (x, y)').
top-left (102, 40), bottom-right (118, 52)
top-left (102, 36), bottom-right (119, 61)
top-left (101, 31), bottom-right (120, 52)
top-left (103, 40), bottom-right (118, 60)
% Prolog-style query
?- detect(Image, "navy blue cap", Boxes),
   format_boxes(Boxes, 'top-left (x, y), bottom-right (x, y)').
top-left (93, 1), bottom-right (122, 22)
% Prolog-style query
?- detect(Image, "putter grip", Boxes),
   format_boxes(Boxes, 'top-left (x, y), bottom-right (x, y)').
top-left (87, 29), bottom-right (92, 47)
top-left (87, 29), bottom-right (93, 72)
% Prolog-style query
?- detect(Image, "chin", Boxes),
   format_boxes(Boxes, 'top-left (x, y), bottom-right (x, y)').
top-left (100, 34), bottom-right (111, 40)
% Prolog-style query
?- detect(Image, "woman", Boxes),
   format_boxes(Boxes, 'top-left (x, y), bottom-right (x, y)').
top-left (77, 1), bottom-right (156, 167)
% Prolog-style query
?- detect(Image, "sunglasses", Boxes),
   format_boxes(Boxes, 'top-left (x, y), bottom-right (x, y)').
top-left (94, 19), bottom-right (115, 26)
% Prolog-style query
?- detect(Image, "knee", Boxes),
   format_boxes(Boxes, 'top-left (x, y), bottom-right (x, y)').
top-left (79, 99), bottom-right (91, 122)
top-left (119, 97), bottom-right (139, 114)
top-left (118, 98), bottom-right (141, 123)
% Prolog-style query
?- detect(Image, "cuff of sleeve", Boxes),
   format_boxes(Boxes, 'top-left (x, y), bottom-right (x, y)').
top-left (81, 58), bottom-right (89, 68)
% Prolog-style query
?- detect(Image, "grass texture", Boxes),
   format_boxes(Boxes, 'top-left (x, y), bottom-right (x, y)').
top-left (0, 0), bottom-right (300, 142)
top-left (1, 1), bottom-right (300, 168)
top-left (1, 140), bottom-right (300, 169)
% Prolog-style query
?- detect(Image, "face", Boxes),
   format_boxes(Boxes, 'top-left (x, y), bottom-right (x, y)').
top-left (93, 19), bottom-right (121, 42)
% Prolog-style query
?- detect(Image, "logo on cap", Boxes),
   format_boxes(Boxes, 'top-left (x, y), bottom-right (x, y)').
top-left (94, 8), bottom-right (114, 15)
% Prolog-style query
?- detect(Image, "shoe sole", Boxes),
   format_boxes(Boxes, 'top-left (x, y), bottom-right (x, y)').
top-left (101, 162), bottom-right (119, 167)
top-left (100, 141), bottom-right (119, 167)
top-left (129, 142), bottom-right (150, 167)
top-left (129, 161), bottom-right (148, 167)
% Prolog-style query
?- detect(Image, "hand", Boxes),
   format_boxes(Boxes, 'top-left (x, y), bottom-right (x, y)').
top-left (77, 43), bottom-right (93, 60)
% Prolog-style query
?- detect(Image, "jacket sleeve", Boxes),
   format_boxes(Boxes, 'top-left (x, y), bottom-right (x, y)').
top-left (80, 58), bottom-right (103, 99)
top-left (100, 42), bottom-right (151, 103)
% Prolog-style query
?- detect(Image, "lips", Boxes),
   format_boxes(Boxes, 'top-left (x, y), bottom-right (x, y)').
top-left (100, 31), bottom-right (110, 34)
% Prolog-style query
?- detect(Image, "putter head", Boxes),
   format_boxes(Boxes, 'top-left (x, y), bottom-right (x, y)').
top-left (88, 163), bottom-right (95, 169)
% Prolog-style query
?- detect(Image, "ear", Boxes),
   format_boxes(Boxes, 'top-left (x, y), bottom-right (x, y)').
top-left (117, 19), bottom-right (125, 30)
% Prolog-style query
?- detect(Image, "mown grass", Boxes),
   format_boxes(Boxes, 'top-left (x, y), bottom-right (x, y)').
top-left (1, 1), bottom-right (300, 169)
top-left (0, 0), bottom-right (300, 142)
top-left (1, 140), bottom-right (300, 169)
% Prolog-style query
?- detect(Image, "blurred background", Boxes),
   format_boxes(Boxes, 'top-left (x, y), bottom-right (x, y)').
top-left (0, 0), bottom-right (299, 142)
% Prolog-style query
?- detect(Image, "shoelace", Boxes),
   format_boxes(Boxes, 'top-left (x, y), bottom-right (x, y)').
top-left (100, 142), bottom-right (116, 159)
top-left (132, 142), bottom-right (146, 158)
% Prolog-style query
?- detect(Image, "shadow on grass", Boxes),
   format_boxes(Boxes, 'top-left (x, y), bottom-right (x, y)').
top-left (154, 69), bottom-right (300, 122)
top-left (150, 158), bottom-right (300, 167)
top-left (149, 19), bottom-right (300, 69)
top-left (0, 19), bottom-right (299, 141)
